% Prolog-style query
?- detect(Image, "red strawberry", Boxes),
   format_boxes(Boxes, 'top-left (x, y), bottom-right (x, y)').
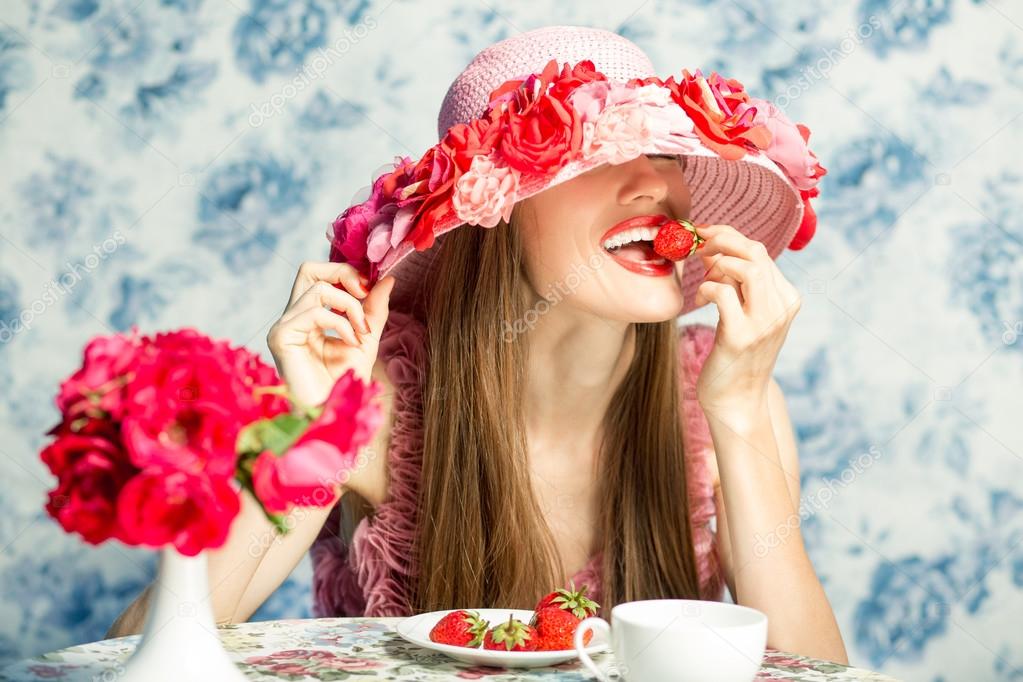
top-left (532, 581), bottom-right (600, 620)
top-left (532, 605), bottom-right (591, 650)
top-left (429, 609), bottom-right (490, 648)
top-left (482, 613), bottom-right (539, 652)
top-left (653, 218), bottom-right (705, 261)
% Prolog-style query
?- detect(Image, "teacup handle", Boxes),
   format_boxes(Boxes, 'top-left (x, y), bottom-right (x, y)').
top-left (574, 616), bottom-right (611, 681)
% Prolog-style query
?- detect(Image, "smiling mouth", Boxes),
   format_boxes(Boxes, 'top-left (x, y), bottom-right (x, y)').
top-left (600, 214), bottom-right (671, 266)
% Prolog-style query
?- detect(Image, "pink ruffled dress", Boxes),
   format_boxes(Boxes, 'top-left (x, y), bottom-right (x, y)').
top-left (310, 310), bottom-right (726, 617)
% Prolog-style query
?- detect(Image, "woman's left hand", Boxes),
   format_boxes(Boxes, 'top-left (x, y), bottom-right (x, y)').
top-left (690, 224), bottom-right (802, 413)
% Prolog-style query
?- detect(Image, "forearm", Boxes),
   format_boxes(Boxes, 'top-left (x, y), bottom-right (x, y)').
top-left (703, 398), bottom-right (848, 665)
top-left (105, 584), bottom-right (153, 638)
top-left (105, 490), bottom-right (280, 639)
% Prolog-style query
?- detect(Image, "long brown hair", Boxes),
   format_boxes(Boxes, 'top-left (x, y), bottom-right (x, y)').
top-left (412, 201), bottom-right (701, 616)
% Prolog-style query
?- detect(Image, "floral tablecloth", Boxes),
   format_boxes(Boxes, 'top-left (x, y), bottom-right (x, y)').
top-left (1, 617), bottom-right (902, 681)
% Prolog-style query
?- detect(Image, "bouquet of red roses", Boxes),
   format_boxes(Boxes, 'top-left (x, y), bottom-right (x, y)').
top-left (40, 326), bottom-right (383, 556)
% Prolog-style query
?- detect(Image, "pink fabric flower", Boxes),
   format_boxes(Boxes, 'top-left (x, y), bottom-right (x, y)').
top-left (747, 97), bottom-right (820, 191)
top-left (364, 146), bottom-right (459, 263)
top-left (330, 157), bottom-right (411, 272)
top-left (451, 154), bottom-right (520, 227)
top-left (570, 81), bottom-right (698, 165)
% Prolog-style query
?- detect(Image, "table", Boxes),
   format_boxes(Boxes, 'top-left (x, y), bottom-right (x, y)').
top-left (1, 617), bottom-right (902, 681)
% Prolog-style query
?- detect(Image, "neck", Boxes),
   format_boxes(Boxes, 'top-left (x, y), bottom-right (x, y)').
top-left (523, 306), bottom-right (636, 455)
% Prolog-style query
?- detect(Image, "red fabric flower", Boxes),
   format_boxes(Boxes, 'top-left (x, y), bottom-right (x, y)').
top-left (42, 430), bottom-right (138, 545)
top-left (386, 150), bottom-right (458, 253)
top-left (489, 59), bottom-right (583, 176)
top-left (117, 468), bottom-right (241, 555)
top-left (441, 107), bottom-right (506, 173)
top-left (549, 59), bottom-right (608, 102)
top-left (661, 69), bottom-right (771, 160)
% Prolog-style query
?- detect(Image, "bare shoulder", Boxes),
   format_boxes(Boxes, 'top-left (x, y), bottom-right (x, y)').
top-left (341, 358), bottom-right (395, 508)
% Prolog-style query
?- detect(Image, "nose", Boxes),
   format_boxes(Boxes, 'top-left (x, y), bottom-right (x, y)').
top-left (616, 155), bottom-right (669, 207)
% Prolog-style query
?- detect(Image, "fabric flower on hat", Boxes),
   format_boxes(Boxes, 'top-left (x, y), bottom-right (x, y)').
top-left (452, 154), bottom-right (520, 227)
top-left (659, 69), bottom-right (771, 160)
top-left (570, 81), bottom-right (699, 165)
top-left (488, 59), bottom-right (583, 176)
top-left (748, 98), bottom-right (825, 192)
top-left (443, 106), bottom-right (507, 173)
top-left (367, 151), bottom-right (452, 260)
top-left (548, 59), bottom-right (608, 101)
top-left (329, 161), bottom-right (407, 277)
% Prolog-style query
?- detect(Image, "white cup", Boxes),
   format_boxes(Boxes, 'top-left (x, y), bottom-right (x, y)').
top-left (573, 599), bottom-right (767, 682)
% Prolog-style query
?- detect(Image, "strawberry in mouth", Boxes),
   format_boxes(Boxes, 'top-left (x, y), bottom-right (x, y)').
top-left (600, 214), bottom-right (694, 276)
top-left (652, 218), bottom-right (706, 261)
top-left (600, 215), bottom-right (672, 276)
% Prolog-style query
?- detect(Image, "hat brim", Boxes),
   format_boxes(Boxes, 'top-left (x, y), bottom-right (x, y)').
top-left (377, 141), bottom-right (802, 322)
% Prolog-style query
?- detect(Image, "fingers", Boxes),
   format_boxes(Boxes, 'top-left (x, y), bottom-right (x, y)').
top-left (697, 225), bottom-right (770, 263)
top-left (701, 254), bottom-right (767, 310)
top-left (361, 275), bottom-right (395, 336)
top-left (288, 261), bottom-right (366, 310)
top-left (284, 280), bottom-right (371, 336)
top-left (694, 280), bottom-right (743, 321)
top-left (291, 306), bottom-right (362, 347)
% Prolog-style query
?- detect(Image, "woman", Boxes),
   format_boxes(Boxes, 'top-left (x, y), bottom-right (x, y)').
top-left (109, 25), bottom-right (847, 664)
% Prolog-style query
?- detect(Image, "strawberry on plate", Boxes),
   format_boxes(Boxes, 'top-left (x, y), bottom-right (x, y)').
top-left (530, 581), bottom-right (601, 650)
top-left (428, 609), bottom-right (490, 648)
top-left (531, 605), bottom-right (590, 651)
top-left (532, 581), bottom-right (600, 619)
top-left (482, 613), bottom-right (539, 652)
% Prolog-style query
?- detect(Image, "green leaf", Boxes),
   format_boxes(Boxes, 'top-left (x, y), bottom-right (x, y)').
top-left (237, 413), bottom-right (311, 457)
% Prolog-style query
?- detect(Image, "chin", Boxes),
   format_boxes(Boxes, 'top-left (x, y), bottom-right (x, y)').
top-left (596, 296), bottom-right (685, 324)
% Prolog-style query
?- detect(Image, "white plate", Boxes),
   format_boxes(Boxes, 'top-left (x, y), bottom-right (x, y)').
top-left (395, 608), bottom-right (609, 669)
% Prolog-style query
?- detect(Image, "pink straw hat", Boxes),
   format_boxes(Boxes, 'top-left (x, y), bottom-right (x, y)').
top-left (327, 25), bottom-right (825, 320)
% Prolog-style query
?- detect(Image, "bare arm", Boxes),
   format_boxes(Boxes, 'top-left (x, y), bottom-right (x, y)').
top-left (106, 359), bottom-right (395, 638)
top-left (704, 377), bottom-right (848, 664)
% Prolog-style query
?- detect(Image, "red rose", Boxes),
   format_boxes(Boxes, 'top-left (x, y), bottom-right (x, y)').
top-left (251, 443), bottom-right (341, 513)
top-left (117, 469), bottom-right (240, 555)
top-left (42, 432), bottom-right (138, 545)
top-left (121, 330), bottom-right (280, 480)
top-left (56, 329), bottom-right (149, 421)
top-left (491, 59), bottom-right (583, 176)
top-left (298, 368), bottom-right (383, 456)
top-left (251, 369), bottom-right (383, 513)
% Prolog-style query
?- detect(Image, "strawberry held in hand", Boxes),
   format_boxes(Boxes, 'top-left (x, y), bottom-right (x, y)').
top-left (482, 613), bottom-right (539, 652)
top-left (428, 609), bottom-right (490, 648)
top-left (653, 218), bottom-right (706, 261)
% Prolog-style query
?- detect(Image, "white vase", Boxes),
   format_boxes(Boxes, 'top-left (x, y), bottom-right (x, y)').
top-left (119, 546), bottom-right (248, 682)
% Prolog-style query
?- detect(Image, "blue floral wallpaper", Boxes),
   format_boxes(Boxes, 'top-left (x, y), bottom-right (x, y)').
top-left (1, 1), bottom-right (1021, 680)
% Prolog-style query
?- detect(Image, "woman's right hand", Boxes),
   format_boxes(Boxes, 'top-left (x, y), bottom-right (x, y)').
top-left (267, 261), bottom-right (395, 408)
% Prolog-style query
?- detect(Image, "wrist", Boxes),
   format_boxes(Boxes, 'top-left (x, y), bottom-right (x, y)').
top-left (698, 392), bottom-right (770, 432)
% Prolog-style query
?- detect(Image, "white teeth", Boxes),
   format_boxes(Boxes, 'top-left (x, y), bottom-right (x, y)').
top-left (601, 227), bottom-right (660, 251)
